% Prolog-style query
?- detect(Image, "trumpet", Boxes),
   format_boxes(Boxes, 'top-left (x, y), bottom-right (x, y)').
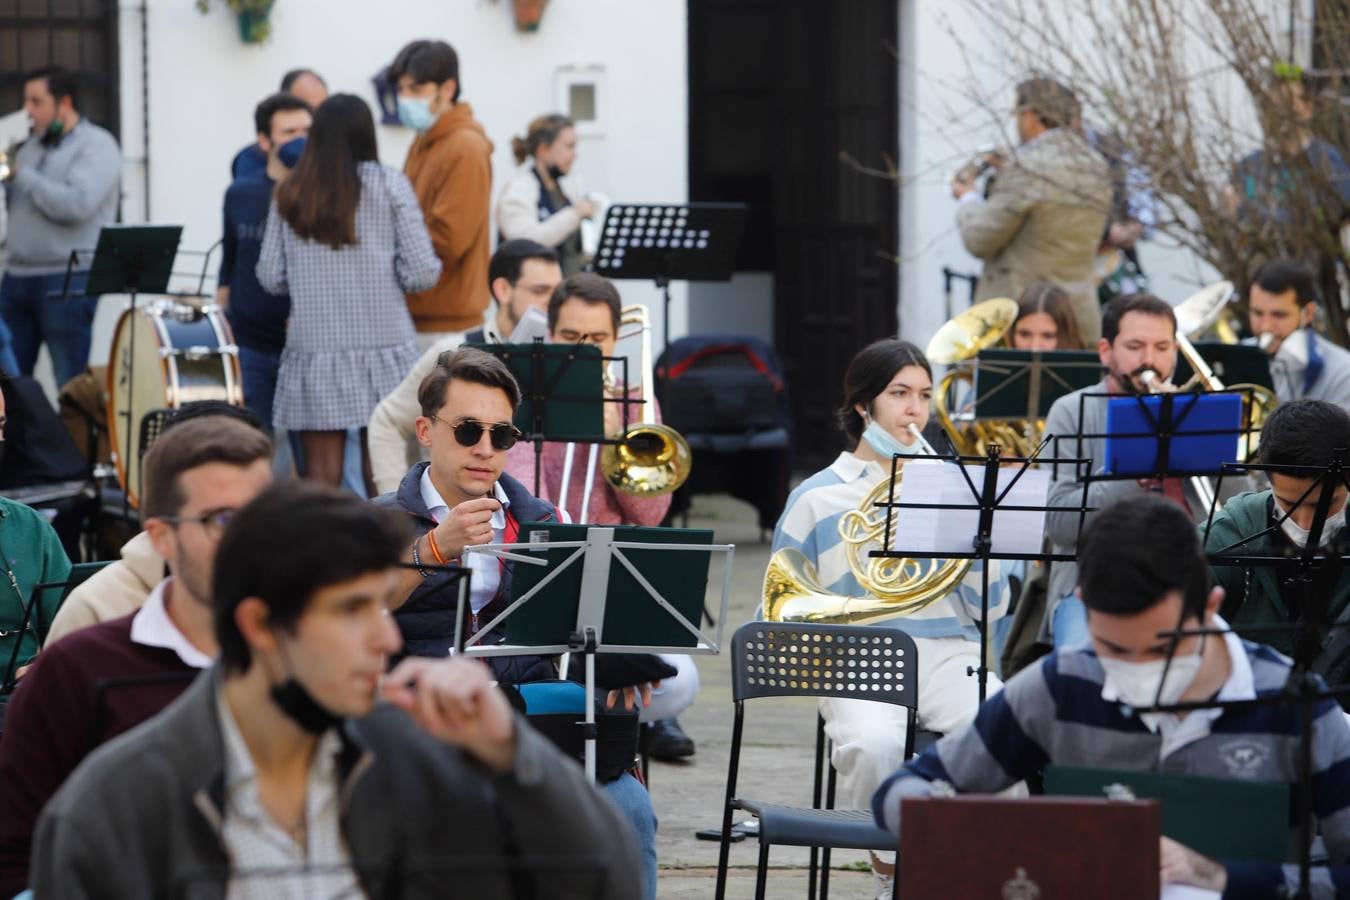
top-left (953, 145), bottom-right (1008, 189)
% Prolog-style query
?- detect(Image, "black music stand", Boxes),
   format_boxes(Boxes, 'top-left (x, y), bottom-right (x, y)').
top-left (591, 202), bottom-right (746, 349)
top-left (476, 341), bottom-right (636, 510)
top-left (69, 226), bottom-right (182, 519)
top-left (1114, 451), bottom-right (1350, 899)
top-left (968, 349), bottom-right (1103, 422)
top-left (871, 440), bottom-right (1093, 702)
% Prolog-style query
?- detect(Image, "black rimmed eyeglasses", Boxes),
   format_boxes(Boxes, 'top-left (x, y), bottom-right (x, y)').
top-left (159, 509), bottom-right (237, 539)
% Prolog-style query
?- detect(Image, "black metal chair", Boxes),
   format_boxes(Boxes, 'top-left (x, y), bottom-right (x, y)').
top-left (714, 621), bottom-right (918, 900)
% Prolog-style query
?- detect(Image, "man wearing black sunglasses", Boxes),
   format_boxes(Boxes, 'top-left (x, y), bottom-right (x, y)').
top-left (0, 413), bottom-right (273, 895)
top-left (377, 347), bottom-right (559, 681)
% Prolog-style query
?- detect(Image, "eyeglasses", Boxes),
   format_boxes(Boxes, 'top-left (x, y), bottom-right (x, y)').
top-left (160, 509), bottom-right (237, 539)
top-left (432, 416), bottom-right (522, 451)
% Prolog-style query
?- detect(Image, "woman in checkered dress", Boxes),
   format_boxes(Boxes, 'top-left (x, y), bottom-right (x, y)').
top-left (257, 94), bottom-right (441, 486)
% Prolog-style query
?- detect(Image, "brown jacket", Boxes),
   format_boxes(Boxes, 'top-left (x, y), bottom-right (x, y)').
top-left (403, 103), bottom-right (493, 332)
top-left (957, 127), bottom-right (1112, 343)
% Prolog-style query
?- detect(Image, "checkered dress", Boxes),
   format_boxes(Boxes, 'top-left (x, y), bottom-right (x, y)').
top-left (256, 161), bottom-right (441, 431)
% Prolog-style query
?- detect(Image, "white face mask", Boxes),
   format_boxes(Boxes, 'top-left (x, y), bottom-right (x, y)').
top-left (1273, 327), bottom-right (1311, 369)
top-left (1099, 642), bottom-right (1204, 712)
top-left (1275, 497), bottom-right (1347, 549)
top-left (508, 305), bottom-right (550, 343)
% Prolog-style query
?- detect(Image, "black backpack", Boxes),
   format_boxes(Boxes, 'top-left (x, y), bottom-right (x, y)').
top-left (655, 335), bottom-right (789, 437)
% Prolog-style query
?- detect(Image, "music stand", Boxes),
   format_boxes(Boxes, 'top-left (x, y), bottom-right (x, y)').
top-left (68, 226), bottom-right (182, 520)
top-left (453, 523), bottom-right (734, 781)
top-left (1128, 451), bottom-right (1350, 899)
top-left (591, 202), bottom-right (747, 349)
top-left (476, 341), bottom-right (636, 511)
top-left (968, 349), bottom-right (1103, 422)
top-left (871, 440), bottom-right (1094, 702)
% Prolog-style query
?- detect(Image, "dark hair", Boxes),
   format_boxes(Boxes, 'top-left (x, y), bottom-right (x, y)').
top-left (24, 65), bottom-right (78, 110)
top-left (1014, 282), bottom-right (1086, 350)
top-left (1251, 258), bottom-right (1320, 308)
top-left (141, 416), bottom-right (273, 520)
top-left (213, 483), bottom-right (411, 673)
top-left (1101, 292), bottom-right (1177, 344)
top-left (1259, 399), bottom-right (1350, 476)
top-left (280, 68), bottom-right (326, 93)
top-left (275, 94), bottom-right (377, 249)
top-left (253, 92), bottom-right (312, 139)
top-left (837, 339), bottom-right (933, 444)
top-left (547, 273), bottom-right (622, 335)
top-left (511, 113), bottom-right (574, 165)
top-left (1078, 493), bottom-right (1209, 620)
top-left (1014, 77), bottom-right (1079, 129)
top-left (166, 399), bottom-right (266, 434)
top-left (388, 40), bottom-right (461, 103)
top-left (418, 347), bottom-right (522, 418)
top-left (489, 239), bottom-right (560, 290)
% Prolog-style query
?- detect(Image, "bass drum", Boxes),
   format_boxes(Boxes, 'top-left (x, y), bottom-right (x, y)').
top-left (106, 300), bottom-right (242, 507)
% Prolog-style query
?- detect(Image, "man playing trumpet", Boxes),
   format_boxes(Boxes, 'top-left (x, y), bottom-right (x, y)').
top-left (770, 338), bottom-right (1019, 899)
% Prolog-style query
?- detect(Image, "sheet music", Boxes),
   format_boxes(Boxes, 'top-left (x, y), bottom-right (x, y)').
top-left (889, 460), bottom-right (1051, 556)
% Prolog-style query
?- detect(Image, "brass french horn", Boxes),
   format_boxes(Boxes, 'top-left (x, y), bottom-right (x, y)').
top-left (927, 298), bottom-right (1042, 457)
top-left (763, 433), bottom-right (972, 625)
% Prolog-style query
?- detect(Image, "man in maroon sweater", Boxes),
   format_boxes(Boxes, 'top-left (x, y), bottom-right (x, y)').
top-left (0, 414), bottom-right (272, 895)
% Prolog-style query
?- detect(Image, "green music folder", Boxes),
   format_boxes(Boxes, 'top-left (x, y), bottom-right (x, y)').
top-left (1174, 341), bottom-right (1275, 391)
top-left (1043, 764), bottom-right (1290, 863)
top-left (971, 349), bottom-right (1103, 419)
top-left (505, 524), bottom-right (713, 649)
top-left (473, 342), bottom-right (606, 441)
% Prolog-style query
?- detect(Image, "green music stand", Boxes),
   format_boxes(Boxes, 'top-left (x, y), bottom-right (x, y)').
top-left (971, 349), bottom-right (1103, 421)
top-left (453, 523), bottom-right (735, 781)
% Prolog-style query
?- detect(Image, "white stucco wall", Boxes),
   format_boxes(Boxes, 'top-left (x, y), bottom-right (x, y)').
top-left (99, 0), bottom-right (687, 366)
top-left (893, 0), bottom-right (1282, 348)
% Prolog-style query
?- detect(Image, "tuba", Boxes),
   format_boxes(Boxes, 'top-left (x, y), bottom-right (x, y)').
top-left (763, 440), bottom-right (972, 625)
top-left (599, 304), bottom-right (692, 497)
top-left (1172, 281), bottom-right (1278, 462)
top-left (928, 298), bottom-right (1041, 457)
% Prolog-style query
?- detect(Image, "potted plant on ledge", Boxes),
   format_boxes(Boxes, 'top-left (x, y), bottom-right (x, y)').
top-left (194, 0), bottom-right (276, 44)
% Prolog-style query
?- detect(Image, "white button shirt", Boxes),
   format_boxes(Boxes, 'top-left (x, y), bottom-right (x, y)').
top-left (419, 468), bottom-right (510, 614)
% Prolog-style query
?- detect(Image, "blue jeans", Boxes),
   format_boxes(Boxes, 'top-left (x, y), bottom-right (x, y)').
top-left (237, 344), bottom-right (281, 432)
top-left (1052, 594), bottom-right (1090, 649)
top-left (601, 772), bottom-right (657, 900)
top-left (0, 271), bottom-right (97, 386)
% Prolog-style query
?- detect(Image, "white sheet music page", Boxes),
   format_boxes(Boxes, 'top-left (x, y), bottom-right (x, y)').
top-left (888, 460), bottom-right (1051, 556)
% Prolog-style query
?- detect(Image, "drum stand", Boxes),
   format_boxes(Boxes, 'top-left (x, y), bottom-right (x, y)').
top-left (75, 226), bottom-right (182, 520)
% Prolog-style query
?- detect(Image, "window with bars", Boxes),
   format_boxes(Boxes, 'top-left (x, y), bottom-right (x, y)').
top-left (0, 0), bottom-right (119, 138)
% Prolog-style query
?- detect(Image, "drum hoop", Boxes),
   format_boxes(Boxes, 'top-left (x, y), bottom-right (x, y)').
top-left (104, 304), bottom-right (176, 508)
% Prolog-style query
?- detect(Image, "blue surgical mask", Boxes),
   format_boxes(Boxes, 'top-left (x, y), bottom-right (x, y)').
top-left (862, 419), bottom-right (923, 458)
top-left (397, 96), bottom-right (435, 132)
top-left (276, 136), bottom-right (307, 168)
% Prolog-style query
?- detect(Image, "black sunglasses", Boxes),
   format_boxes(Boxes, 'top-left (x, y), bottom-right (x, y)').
top-left (433, 415), bottom-right (522, 451)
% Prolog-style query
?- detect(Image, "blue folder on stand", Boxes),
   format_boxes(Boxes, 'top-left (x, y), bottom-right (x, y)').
top-left (1102, 392), bottom-right (1242, 476)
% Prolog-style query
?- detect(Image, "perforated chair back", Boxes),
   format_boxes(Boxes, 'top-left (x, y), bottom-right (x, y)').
top-left (730, 621), bottom-right (917, 709)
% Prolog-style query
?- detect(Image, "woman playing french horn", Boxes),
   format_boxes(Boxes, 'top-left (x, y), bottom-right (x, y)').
top-left (766, 338), bottom-right (1022, 898)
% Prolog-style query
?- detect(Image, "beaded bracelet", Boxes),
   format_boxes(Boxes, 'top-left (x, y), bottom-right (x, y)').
top-left (410, 538), bottom-right (434, 578)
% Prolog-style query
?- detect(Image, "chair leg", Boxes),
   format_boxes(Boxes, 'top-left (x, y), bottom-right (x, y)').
top-left (892, 862), bottom-right (901, 900)
top-left (820, 847), bottom-right (832, 899)
top-left (754, 842), bottom-right (770, 900)
top-left (808, 846), bottom-right (819, 900)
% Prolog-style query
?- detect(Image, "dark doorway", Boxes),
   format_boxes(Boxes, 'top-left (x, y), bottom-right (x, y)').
top-left (0, 0), bottom-right (120, 137)
top-left (689, 0), bottom-right (899, 470)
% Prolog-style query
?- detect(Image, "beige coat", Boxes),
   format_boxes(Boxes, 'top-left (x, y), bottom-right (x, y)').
top-left (957, 128), bottom-right (1112, 342)
top-left (44, 531), bottom-right (163, 645)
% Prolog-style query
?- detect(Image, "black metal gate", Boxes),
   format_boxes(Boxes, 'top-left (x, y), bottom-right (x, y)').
top-left (689, 0), bottom-right (899, 470)
top-left (0, 0), bottom-right (120, 137)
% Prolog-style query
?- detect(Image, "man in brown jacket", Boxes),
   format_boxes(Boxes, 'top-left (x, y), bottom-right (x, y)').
top-left (389, 40), bottom-right (494, 345)
top-left (952, 78), bottom-right (1112, 342)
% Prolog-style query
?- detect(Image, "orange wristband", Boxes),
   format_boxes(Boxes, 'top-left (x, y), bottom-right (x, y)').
top-left (426, 530), bottom-right (448, 566)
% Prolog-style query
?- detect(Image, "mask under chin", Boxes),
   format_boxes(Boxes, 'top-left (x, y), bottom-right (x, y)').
top-left (270, 678), bottom-right (344, 734)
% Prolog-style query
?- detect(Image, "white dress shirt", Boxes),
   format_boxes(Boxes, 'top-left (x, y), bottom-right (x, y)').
top-left (419, 468), bottom-right (510, 614)
top-left (216, 692), bottom-right (360, 900)
top-left (129, 578), bottom-right (214, 669)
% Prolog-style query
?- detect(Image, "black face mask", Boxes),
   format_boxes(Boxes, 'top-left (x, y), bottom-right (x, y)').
top-left (270, 677), bottom-right (343, 735)
top-left (546, 164), bottom-right (566, 181)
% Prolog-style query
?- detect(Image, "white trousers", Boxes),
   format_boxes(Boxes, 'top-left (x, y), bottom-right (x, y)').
top-left (640, 653), bottom-right (700, 723)
top-left (819, 634), bottom-right (999, 813)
